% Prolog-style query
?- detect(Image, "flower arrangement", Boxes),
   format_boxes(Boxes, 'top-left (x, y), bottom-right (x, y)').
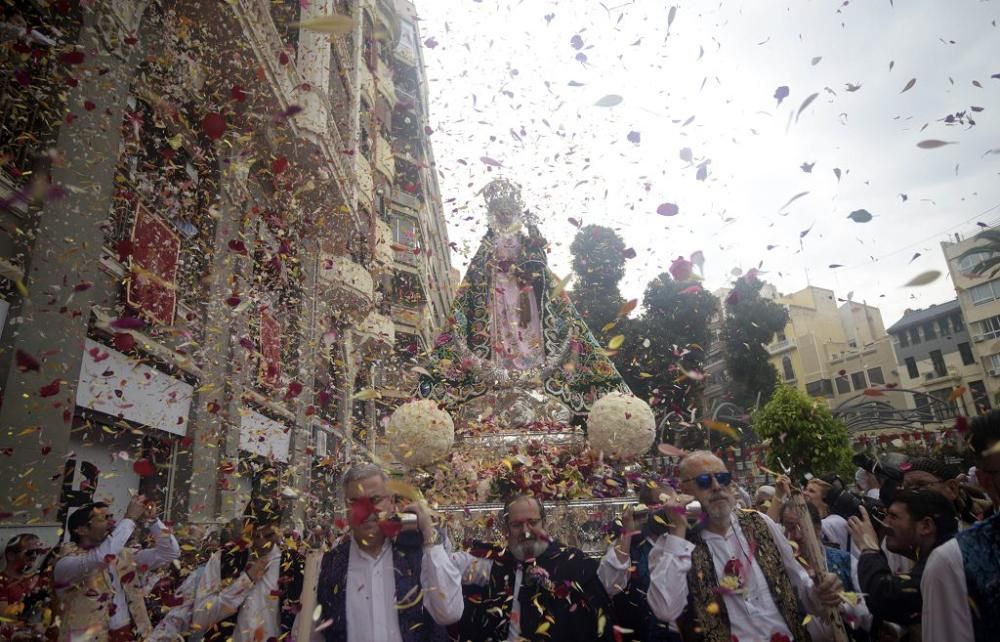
top-left (386, 399), bottom-right (455, 467)
top-left (586, 392), bottom-right (656, 459)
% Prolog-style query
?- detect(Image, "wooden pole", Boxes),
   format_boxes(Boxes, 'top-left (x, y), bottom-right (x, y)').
top-left (296, 549), bottom-right (322, 642)
top-left (788, 491), bottom-right (849, 642)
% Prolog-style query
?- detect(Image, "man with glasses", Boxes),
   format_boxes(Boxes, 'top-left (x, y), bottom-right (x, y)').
top-left (647, 451), bottom-right (844, 641)
top-left (453, 493), bottom-right (615, 641)
top-left (922, 410), bottom-right (1000, 641)
top-left (54, 494), bottom-right (179, 641)
top-left (0, 533), bottom-right (51, 641)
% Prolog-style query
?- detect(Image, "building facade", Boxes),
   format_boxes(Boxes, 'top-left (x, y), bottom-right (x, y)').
top-left (0, 0), bottom-right (452, 540)
top-left (763, 286), bottom-right (906, 418)
top-left (942, 230), bottom-right (1000, 407)
top-left (886, 300), bottom-right (986, 419)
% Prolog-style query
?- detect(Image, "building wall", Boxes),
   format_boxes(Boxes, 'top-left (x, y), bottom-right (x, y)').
top-left (0, 0), bottom-right (452, 538)
top-left (766, 286), bottom-right (905, 413)
top-left (943, 232), bottom-right (1000, 403)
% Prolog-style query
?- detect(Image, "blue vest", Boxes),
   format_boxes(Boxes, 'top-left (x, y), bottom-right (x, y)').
top-left (957, 512), bottom-right (1000, 642)
top-left (315, 531), bottom-right (449, 642)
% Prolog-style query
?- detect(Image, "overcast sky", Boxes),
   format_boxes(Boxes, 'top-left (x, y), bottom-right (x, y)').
top-left (415, 0), bottom-right (1000, 328)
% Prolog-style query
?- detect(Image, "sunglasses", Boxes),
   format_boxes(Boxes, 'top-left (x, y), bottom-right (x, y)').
top-left (683, 472), bottom-right (733, 489)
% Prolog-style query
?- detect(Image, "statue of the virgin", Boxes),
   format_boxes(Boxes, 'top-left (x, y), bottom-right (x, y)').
top-left (417, 178), bottom-right (628, 428)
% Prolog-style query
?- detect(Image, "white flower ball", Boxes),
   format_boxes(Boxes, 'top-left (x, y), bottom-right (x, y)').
top-left (387, 400), bottom-right (455, 467)
top-left (587, 392), bottom-right (656, 459)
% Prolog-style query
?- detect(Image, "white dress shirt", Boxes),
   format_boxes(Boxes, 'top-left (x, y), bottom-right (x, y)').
top-left (301, 535), bottom-right (463, 641)
top-left (647, 512), bottom-right (821, 641)
top-left (193, 545), bottom-right (279, 641)
top-left (920, 538), bottom-right (974, 642)
top-left (54, 518), bottom-right (180, 630)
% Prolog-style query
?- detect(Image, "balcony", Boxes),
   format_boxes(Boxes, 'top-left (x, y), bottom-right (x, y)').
top-left (392, 189), bottom-right (423, 213)
top-left (767, 337), bottom-right (796, 355)
top-left (391, 303), bottom-right (424, 329)
top-left (373, 219), bottom-right (394, 271)
top-left (355, 310), bottom-right (395, 354)
top-left (374, 58), bottom-right (397, 105)
top-left (356, 155), bottom-right (374, 209)
top-left (319, 254), bottom-right (374, 310)
top-left (373, 133), bottom-right (396, 182)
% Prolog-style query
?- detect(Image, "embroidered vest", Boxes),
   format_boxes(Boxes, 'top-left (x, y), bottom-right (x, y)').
top-left (957, 512), bottom-right (1000, 642)
top-left (457, 541), bottom-right (613, 642)
top-left (315, 532), bottom-right (448, 642)
top-left (55, 544), bottom-right (153, 641)
top-left (679, 511), bottom-right (811, 642)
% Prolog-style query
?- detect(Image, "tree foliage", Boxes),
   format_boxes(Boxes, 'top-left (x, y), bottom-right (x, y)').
top-left (569, 225), bottom-right (628, 333)
top-left (752, 383), bottom-right (853, 480)
top-left (722, 273), bottom-right (789, 410)
top-left (569, 227), bottom-right (719, 445)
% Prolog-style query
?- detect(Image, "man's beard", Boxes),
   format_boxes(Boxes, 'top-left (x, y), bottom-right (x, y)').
top-left (705, 493), bottom-right (735, 523)
top-left (510, 538), bottom-right (548, 561)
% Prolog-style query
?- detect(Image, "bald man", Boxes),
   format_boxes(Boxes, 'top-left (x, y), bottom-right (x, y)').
top-left (647, 451), bottom-right (844, 641)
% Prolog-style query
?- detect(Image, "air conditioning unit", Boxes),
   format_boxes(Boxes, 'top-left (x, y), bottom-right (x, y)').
top-left (990, 368), bottom-right (1000, 377)
top-left (973, 334), bottom-right (986, 343)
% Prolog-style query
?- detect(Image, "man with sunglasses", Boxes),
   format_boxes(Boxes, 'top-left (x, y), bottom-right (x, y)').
top-left (452, 493), bottom-right (615, 641)
top-left (922, 410), bottom-right (1000, 641)
top-left (648, 451), bottom-right (844, 642)
top-left (0, 533), bottom-right (52, 641)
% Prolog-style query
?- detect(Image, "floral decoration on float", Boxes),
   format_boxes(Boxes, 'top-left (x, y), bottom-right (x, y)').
top-left (386, 399), bottom-right (455, 468)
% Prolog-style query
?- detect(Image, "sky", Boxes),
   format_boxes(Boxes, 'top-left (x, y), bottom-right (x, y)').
top-left (413, 0), bottom-right (1000, 328)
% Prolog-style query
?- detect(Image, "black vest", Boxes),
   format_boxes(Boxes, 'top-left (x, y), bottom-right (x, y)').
top-left (456, 541), bottom-right (614, 642)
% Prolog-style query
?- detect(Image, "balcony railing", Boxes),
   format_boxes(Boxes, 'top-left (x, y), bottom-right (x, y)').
top-left (767, 337), bottom-right (795, 355)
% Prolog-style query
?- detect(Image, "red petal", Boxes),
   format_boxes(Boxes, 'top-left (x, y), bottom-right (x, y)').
top-left (349, 497), bottom-right (376, 527)
top-left (40, 380), bottom-right (61, 398)
top-left (133, 459), bottom-right (156, 478)
top-left (200, 112), bottom-right (226, 140)
top-left (15, 349), bottom-right (41, 373)
top-left (271, 156), bottom-right (289, 174)
top-left (656, 202), bottom-right (679, 216)
top-left (113, 333), bottom-right (136, 352)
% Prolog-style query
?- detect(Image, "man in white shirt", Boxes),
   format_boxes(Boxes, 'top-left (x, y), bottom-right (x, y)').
top-left (647, 451), bottom-right (843, 641)
top-left (193, 497), bottom-right (303, 642)
top-left (922, 411), bottom-right (1000, 642)
top-left (300, 463), bottom-right (463, 642)
top-left (54, 494), bottom-right (180, 641)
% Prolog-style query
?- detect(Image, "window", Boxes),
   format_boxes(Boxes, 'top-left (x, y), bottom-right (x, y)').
top-left (835, 376), bottom-right (851, 394)
top-left (969, 380), bottom-right (992, 412)
top-left (958, 342), bottom-right (976, 366)
top-left (938, 317), bottom-right (950, 336)
top-left (905, 357), bottom-right (919, 379)
top-left (851, 371), bottom-right (867, 390)
top-left (782, 356), bottom-right (795, 381)
top-left (914, 394), bottom-right (932, 421)
top-left (929, 388), bottom-right (959, 421)
top-left (867, 367), bottom-right (885, 385)
top-left (805, 380), bottom-right (833, 398)
top-left (969, 281), bottom-right (1000, 305)
top-left (957, 250), bottom-right (996, 274)
top-left (896, 331), bottom-right (909, 348)
top-left (952, 313), bottom-right (965, 332)
top-left (980, 315), bottom-right (1000, 339)
top-left (930, 350), bottom-right (946, 377)
top-left (922, 322), bottom-right (936, 341)
top-left (909, 327), bottom-right (922, 345)
top-left (990, 353), bottom-right (1000, 372)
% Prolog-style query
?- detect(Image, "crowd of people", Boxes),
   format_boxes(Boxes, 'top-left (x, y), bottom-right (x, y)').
top-left (1, 411), bottom-right (998, 642)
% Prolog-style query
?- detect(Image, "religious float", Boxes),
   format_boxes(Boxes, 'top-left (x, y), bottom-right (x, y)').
top-left (386, 178), bottom-right (657, 553)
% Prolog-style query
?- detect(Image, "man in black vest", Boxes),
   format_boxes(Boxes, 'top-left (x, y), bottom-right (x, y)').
top-left (298, 463), bottom-right (463, 642)
top-left (452, 493), bottom-right (615, 642)
top-left (599, 482), bottom-right (682, 641)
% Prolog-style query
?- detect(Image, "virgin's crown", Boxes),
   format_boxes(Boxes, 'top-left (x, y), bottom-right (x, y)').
top-left (482, 178), bottom-right (524, 214)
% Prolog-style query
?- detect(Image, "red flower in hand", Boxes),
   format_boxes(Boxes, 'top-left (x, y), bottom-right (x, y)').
top-left (770, 634), bottom-right (791, 642)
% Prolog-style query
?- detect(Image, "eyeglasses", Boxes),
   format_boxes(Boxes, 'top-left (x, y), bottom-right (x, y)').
top-left (683, 472), bottom-right (733, 489)
top-left (508, 518), bottom-right (543, 531)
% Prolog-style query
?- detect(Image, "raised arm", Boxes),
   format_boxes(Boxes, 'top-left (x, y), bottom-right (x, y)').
top-left (53, 519), bottom-right (136, 590)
